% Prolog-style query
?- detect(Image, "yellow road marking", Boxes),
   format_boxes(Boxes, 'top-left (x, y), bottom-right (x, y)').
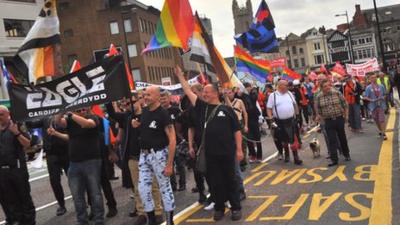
top-left (251, 162), bottom-right (269, 172)
top-left (368, 108), bottom-right (395, 225)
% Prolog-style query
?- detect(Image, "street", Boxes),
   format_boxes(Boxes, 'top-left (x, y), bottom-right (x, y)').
top-left (0, 109), bottom-right (399, 225)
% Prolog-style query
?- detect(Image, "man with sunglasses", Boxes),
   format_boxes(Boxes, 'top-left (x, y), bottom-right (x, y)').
top-left (55, 107), bottom-right (104, 225)
top-left (0, 105), bottom-right (35, 225)
top-left (106, 94), bottom-right (163, 225)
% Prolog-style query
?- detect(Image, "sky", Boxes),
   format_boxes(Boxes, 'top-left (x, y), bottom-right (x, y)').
top-left (139, 0), bottom-right (398, 57)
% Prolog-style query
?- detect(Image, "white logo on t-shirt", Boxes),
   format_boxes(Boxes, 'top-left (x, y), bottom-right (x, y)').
top-left (149, 121), bottom-right (157, 129)
top-left (171, 114), bottom-right (175, 120)
top-left (217, 111), bottom-right (226, 117)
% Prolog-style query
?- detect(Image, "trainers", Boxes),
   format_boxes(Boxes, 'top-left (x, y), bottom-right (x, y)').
top-left (277, 153), bottom-right (283, 160)
top-left (204, 202), bottom-right (215, 211)
top-left (249, 156), bottom-right (256, 163)
top-left (133, 215), bottom-right (147, 225)
top-left (56, 206), bottom-right (67, 216)
top-left (231, 210), bottom-right (242, 221)
top-left (225, 201), bottom-right (231, 209)
top-left (213, 210), bottom-right (224, 221)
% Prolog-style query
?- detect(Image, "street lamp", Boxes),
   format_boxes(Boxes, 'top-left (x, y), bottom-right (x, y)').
top-left (335, 11), bottom-right (355, 63)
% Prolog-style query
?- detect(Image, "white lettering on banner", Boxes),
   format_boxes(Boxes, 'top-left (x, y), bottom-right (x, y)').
top-left (28, 108), bottom-right (60, 118)
top-left (135, 76), bottom-right (200, 91)
top-left (26, 67), bottom-right (106, 109)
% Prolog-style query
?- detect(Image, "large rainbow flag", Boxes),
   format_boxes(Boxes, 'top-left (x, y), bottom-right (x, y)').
top-left (142, 0), bottom-right (194, 53)
top-left (281, 66), bottom-right (302, 81)
top-left (234, 45), bottom-right (272, 82)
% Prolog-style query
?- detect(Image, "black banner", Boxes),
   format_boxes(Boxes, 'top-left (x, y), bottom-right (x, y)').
top-left (8, 55), bottom-right (131, 121)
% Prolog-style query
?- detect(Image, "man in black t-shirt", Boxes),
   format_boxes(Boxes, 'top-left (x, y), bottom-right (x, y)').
top-left (160, 90), bottom-right (186, 192)
top-left (0, 105), bottom-right (35, 225)
top-left (55, 108), bottom-right (104, 225)
top-left (174, 66), bottom-right (243, 222)
top-left (133, 86), bottom-right (176, 225)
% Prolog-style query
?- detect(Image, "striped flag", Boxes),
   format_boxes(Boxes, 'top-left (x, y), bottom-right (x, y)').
top-left (69, 60), bottom-right (81, 73)
top-left (234, 45), bottom-right (272, 82)
top-left (189, 14), bottom-right (213, 72)
top-left (142, 0), bottom-right (194, 53)
top-left (107, 44), bottom-right (135, 90)
top-left (235, 0), bottom-right (278, 53)
top-left (12, 0), bottom-right (62, 84)
top-left (281, 66), bottom-right (302, 81)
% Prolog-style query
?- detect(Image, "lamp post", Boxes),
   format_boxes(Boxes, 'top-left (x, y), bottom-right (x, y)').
top-left (373, 0), bottom-right (387, 72)
top-left (335, 11), bottom-right (355, 63)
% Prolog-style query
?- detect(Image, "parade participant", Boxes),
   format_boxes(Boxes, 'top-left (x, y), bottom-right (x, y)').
top-left (242, 83), bottom-right (263, 163)
top-left (343, 75), bottom-right (363, 132)
top-left (364, 73), bottom-right (387, 140)
top-left (26, 116), bottom-right (69, 216)
top-left (106, 94), bottom-right (163, 225)
top-left (303, 76), bottom-right (315, 117)
top-left (175, 66), bottom-right (243, 221)
top-left (55, 107), bottom-right (104, 225)
top-left (226, 88), bottom-right (249, 170)
top-left (377, 71), bottom-right (391, 114)
top-left (315, 80), bottom-right (351, 166)
top-left (133, 86), bottom-right (176, 225)
top-left (0, 105), bottom-right (35, 225)
top-left (267, 80), bottom-right (303, 165)
top-left (293, 79), bottom-right (310, 130)
top-left (160, 90), bottom-right (186, 192)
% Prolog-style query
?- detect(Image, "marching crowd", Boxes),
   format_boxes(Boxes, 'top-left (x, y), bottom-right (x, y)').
top-left (0, 65), bottom-right (399, 225)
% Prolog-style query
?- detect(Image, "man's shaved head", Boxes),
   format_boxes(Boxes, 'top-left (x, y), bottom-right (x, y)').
top-left (144, 86), bottom-right (161, 108)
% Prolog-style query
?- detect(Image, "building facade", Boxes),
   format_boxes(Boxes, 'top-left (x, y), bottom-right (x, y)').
top-left (58, 0), bottom-right (183, 84)
top-left (327, 30), bottom-right (351, 64)
top-left (302, 27), bottom-right (330, 69)
top-left (279, 33), bottom-right (309, 74)
top-left (0, 0), bottom-right (44, 99)
top-left (232, 0), bottom-right (253, 35)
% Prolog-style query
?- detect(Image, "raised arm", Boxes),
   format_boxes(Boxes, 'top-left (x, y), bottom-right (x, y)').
top-left (164, 124), bottom-right (176, 177)
top-left (174, 65), bottom-right (197, 106)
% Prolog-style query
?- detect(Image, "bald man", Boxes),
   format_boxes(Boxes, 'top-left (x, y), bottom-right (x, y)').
top-left (134, 86), bottom-right (176, 225)
top-left (0, 105), bottom-right (35, 225)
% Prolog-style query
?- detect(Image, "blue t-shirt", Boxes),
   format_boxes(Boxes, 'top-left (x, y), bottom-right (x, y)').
top-left (364, 84), bottom-right (386, 112)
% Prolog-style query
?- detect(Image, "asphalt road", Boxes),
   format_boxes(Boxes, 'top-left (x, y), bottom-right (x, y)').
top-left (1, 109), bottom-right (399, 225)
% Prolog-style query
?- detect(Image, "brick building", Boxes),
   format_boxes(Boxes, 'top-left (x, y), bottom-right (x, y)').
top-left (58, 0), bottom-right (182, 84)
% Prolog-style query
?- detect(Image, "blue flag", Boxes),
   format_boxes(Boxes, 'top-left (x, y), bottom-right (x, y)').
top-left (235, 0), bottom-right (279, 53)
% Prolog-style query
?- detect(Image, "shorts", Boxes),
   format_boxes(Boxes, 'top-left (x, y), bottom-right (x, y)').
top-left (372, 108), bottom-right (385, 123)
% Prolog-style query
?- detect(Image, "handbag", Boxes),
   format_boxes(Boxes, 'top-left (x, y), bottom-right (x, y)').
top-left (196, 104), bottom-right (221, 174)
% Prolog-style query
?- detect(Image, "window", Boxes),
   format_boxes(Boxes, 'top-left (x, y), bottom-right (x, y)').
top-left (7, 0), bottom-right (35, 2)
top-left (109, 21), bottom-right (119, 34)
top-left (301, 58), bottom-right (305, 67)
top-left (3, 19), bottom-right (34, 37)
top-left (287, 60), bottom-right (292, 68)
top-left (314, 55), bottom-right (324, 64)
top-left (352, 40), bottom-right (357, 45)
top-left (63, 29), bottom-right (73, 38)
top-left (292, 46), bottom-right (297, 54)
top-left (299, 48), bottom-right (304, 54)
top-left (132, 69), bottom-right (141, 81)
top-left (124, 19), bottom-right (132, 33)
top-left (128, 44), bottom-right (137, 57)
top-left (358, 38), bottom-right (365, 45)
top-left (366, 37), bottom-right (372, 43)
top-left (285, 50), bottom-right (290, 56)
top-left (294, 59), bottom-right (299, 68)
top-left (332, 41), bottom-right (345, 48)
top-left (314, 42), bottom-right (321, 50)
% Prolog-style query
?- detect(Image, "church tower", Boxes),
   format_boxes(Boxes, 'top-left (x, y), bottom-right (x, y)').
top-left (232, 0), bottom-right (253, 35)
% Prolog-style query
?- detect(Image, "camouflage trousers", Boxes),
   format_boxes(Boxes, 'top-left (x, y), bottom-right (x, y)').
top-left (138, 148), bottom-right (175, 212)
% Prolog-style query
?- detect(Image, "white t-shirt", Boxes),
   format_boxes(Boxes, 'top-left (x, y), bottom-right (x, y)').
top-left (267, 91), bottom-right (296, 119)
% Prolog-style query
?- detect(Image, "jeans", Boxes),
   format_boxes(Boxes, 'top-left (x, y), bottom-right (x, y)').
top-left (348, 104), bottom-right (362, 129)
top-left (324, 117), bottom-right (350, 163)
top-left (47, 154), bottom-right (69, 208)
top-left (68, 159), bottom-right (104, 225)
top-left (235, 161), bottom-right (245, 196)
top-left (139, 148), bottom-right (175, 212)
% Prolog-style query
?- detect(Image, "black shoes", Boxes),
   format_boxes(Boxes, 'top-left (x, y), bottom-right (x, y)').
top-left (56, 206), bottom-right (67, 216)
top-left (198, 193), bottom-right (207, 204)
top-left (213, 210), bottom-right (224, 221)
top-left (177, 186), bottom-right (186, 192)
top-left (133, 215), bottom-right (147, 225)
top-left (293, 151), bottom-right (303, 165)
top-left (106, 207), bottom-right (118, 218)
top-left (231, 210), bottom-right (242, 221)
top-left (328, 162), bottom-right (338, 167)
top-left (345, 156), bottom-right (352, 161)
top-left (146, 211), bottom-right (157, 225)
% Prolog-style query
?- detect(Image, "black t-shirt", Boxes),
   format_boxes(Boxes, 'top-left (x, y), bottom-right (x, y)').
top-left (0, 127), bottom-right (27, 168)
top-left (139, 106), bottom-right (172, 149)
top-left (194, 99), bottom-right (241, 156)
top-left (66, 115), bottom-right (101, 162)
top-left (166, 106), bottom-right (182, 143)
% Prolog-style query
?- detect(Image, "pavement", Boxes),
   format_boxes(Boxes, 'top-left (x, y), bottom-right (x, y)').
top-left (0, 108), bottom-right (399, 225)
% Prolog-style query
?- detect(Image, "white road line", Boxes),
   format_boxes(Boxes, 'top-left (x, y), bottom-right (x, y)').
top-left (0, 195), bottom-right (73, 225)
top-left (29, 174), bottom-right (49, 182)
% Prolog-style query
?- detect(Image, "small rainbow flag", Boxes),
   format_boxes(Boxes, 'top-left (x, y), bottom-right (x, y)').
top-left (142, 0), bottom-right (194, 54)
top-left (281, 66), bottom-right (302, 81)
top-left (234, 45), bottom-right (272, 82)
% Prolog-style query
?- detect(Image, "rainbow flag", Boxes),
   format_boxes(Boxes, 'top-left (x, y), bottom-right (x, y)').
top-left (281, 66), bottom-right (302, 81)
top-left (234, 45), bottom-right (272, 82)
top-left (142, 0), bottom-right (194, 53)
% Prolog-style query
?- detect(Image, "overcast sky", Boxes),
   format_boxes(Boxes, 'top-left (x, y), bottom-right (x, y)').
top-left (139, 0), bottom-right (398, 57)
